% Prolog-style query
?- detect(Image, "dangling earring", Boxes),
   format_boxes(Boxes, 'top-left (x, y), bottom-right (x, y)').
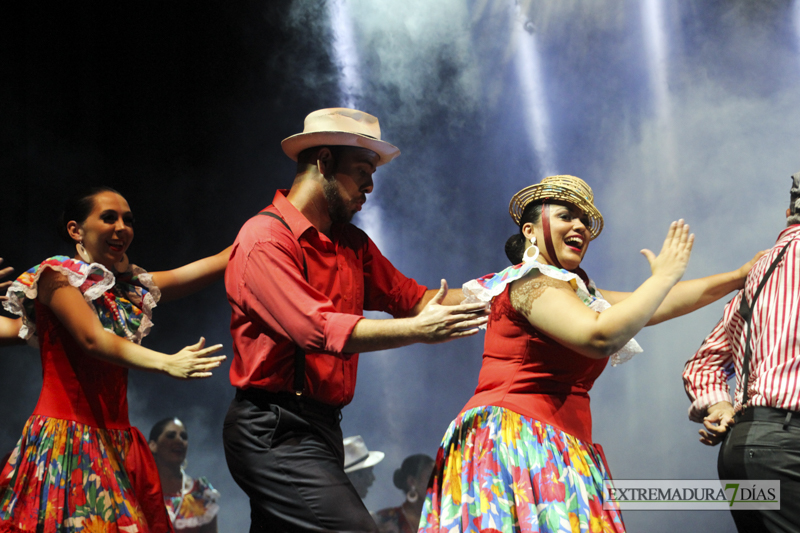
top-left (114, 253), bottom-right (129, 273)
top-left (406, 485), bottom-right (419, 504)
top-left (76, 241), bottom-right (93, 263)
top-left (523, 236), bottom-right (540, 264)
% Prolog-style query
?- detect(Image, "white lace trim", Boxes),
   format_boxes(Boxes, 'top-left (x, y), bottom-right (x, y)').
top-left (3, 261), bottom-right (115, 344)
top-left (2, 259), bottom-right (159, 346)
top-left (462, 262), bottom-right (642, 365)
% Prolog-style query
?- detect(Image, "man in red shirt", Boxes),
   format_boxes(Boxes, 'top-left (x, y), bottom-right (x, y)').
top-left (223, 108), bottom-right (487, 532)
top-left (684, 171), bottom-right (800, 532)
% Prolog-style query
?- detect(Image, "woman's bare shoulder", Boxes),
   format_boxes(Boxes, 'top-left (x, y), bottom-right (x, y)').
top-left (509, 271), bottom-right (574, 315)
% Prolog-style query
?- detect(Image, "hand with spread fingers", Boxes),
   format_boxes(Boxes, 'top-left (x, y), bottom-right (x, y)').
top-left (413, 280), bottom-right (489, 343)
top-left (0, 257), bottom-right (13, 301)
top-left (167, 337), bottom-right (227, 379)
top-left (640, 219), bottom-right (695, 285)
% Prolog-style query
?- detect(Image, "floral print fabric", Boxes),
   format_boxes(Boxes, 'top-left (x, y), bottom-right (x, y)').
top-left (0, 256), bottom-right (171, 533)
top-left (419, 406), bottom-right (625, 533)
top-left (4, 256), bottom-right (159, 345)
top-left (0, 416), bottom-right (150, 533)
top-left (165, 475), bottom-right (219, 531)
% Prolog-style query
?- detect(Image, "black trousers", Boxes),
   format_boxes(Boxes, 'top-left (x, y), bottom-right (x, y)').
top-left (223, 390), bottom-right (378, 533)
top-left (718, 407), bottom-right (800, 533)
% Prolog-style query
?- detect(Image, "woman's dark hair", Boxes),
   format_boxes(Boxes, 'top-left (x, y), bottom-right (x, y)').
top-left (148, 417), bottom-right (185, 443)
top-left (504, 201), bottom-right (544, 264)
top-left (58, 186), bottom-right (123, 244)
top-left (392, 454), bottom-right (435, 492)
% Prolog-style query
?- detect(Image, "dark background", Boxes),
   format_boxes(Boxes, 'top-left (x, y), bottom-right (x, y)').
top-left (2, 1), bottom-right (799, 530)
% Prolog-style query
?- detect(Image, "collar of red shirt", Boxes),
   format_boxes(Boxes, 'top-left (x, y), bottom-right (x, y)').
top-left (271, 189), bottom-right (314, 240)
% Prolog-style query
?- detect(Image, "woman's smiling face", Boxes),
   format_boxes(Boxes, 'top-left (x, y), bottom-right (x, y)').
top-left (68, 191), bottom-right (134, 269)
top-left (525, 202), bottom-right (590, 270)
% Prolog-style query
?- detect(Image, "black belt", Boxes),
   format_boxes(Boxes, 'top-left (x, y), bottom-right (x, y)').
top-left (235, 388), bottom-right (342, 421)
top-left (737, 406), bottom-right (800, 429)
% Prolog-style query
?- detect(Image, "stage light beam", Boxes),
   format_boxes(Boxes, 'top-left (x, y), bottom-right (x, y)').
top-left (513, 5), bottom-right (556, 177)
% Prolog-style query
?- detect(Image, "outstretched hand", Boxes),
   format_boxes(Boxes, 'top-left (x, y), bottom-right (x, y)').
top-left (166, 337), bottom-right (226, 379)
top-left (413, 280), bottom-right (488, 344)
top-left (640, 220), bottom-right (694, 285)
top-left (0, 258), bottom-right (14, 302)
top-left (734, 250), bottom-right (768, 285)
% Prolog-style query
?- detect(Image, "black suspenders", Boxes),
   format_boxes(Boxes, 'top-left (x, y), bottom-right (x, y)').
top-left (258, 210), bottom-right (307, 396)
top-left (738, 241), bottom-right (791, 408)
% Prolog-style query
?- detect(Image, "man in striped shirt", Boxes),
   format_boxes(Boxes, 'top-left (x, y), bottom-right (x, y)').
top-left (683, 171), bottom-right (800, 532)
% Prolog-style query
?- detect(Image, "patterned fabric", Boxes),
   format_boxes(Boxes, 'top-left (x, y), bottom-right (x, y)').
top-left (0, 416), bottom-right (151, 533)
top-left (463, 260), bottom-right (642, 366)
top-left (3, 255), bottom-right (159, 345)
top-left (164, 475), bottom-right (219, 531)
top-left (0, 256), bottom-right (172, 533)
top-left (420, 406), bottom-right (624, 533)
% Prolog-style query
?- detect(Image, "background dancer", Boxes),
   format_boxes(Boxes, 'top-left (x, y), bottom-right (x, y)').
top-left (373, 454), bottom-right (434, 533)
top-left (150, 417), bottom-right (221, 533)
top-left (0, 187), bottom-right (228, 532)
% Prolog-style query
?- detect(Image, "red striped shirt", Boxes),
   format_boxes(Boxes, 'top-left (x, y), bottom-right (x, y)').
top-left (683, 225), bottom-right (800, 422)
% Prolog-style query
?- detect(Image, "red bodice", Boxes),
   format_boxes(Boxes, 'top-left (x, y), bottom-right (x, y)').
top-left (31, 300), bottom-right (131, 429)
top-left (462, 285), bottom-right (608, 443)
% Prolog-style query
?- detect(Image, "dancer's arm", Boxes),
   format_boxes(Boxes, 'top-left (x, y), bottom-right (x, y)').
top-left (0, 317), bottom-right (22, 346)
top-left (38, 269), bottom-right (225, 378)
top-left (409, 287), bottom-right (471, 313)
top-left (600, 251), bottom-right (765, 325)
top-left (0, 258), bottom-right (13, 301)
top-left (150, 246), bottom-right (232, 303)
top-left (345, 280), bottom-right (488, 353)
top-left (0, 258), bottom-right (24, 346)
top-left (513, 221), bottom-right (693, 359)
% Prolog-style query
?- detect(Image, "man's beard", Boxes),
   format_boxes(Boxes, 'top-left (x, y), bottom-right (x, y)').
top-left (323, 178), bottom-right (353, 223)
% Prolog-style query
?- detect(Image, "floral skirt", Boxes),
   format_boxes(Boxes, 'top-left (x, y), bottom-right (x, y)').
top-left (0, 415), bottom-right (172, 533)
top-left (419, 406), bottom-right (625, 533)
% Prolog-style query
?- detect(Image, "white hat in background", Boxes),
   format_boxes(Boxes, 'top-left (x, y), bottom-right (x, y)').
top-left (343, 435), bottom-right (385, 473)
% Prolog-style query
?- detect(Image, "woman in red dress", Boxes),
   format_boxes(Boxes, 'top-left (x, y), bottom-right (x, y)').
top-left (0, 187), bottom-right (229, 533)
top-left (420, 175), bottom-right (762, 533)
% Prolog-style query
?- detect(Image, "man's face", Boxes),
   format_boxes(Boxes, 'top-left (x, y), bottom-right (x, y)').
top-left (323, 147), bottom-right (379, 223)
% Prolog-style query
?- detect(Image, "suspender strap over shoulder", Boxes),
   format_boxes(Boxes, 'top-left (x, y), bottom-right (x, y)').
top-left (739, 241), bottom-right (792, 408)
top-left (258, 210), bottom-right (307, 396)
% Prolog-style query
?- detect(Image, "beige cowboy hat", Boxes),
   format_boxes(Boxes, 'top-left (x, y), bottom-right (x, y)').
top-left (509, 175), bottom-right (604, 239)
top-left (281, 108), bottom-right (400, 166)
top-left (343, 435), bottom-right (385, 473)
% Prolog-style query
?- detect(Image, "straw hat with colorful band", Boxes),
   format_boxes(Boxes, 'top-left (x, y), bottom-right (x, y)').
top-left (508, 175), bottom-right (604, 240)
top-left (281, 108), bottom-right (400, 166)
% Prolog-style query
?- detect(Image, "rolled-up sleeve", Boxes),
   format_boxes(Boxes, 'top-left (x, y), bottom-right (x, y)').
top-left (239, 234), bottom-right (362, 356)
top-left (683, 312), bottom-right (736, 423)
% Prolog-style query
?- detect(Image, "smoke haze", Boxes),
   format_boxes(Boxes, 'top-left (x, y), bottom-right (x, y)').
top-left (1, 1), bottom-right (799, 531)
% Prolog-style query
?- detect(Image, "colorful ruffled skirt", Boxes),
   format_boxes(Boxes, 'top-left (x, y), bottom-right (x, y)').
top-left (419, 405), bottom-right (625, 533)
top-left (0, 415), bottom-right (171, 533)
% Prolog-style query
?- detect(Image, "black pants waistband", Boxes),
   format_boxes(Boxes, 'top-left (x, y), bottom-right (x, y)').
top-left (737, 406), bottom-right (800, 428)
top-left (234, 388), bottom-right (343, 421)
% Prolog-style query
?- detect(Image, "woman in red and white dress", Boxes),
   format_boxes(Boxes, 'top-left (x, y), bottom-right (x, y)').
top-left (0, 186), bottom-right (229, 533)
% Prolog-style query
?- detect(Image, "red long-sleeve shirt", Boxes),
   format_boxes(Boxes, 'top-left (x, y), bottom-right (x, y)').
top-left (225, 190), bottom-right (427, 407)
